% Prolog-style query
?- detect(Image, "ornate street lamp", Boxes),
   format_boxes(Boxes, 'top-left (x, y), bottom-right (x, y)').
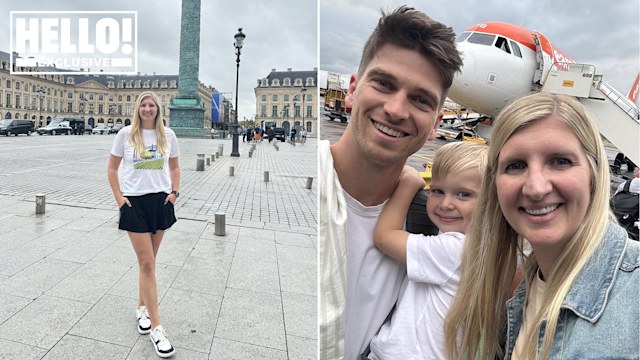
top-left (37, 87), bottom-right (45, 127)
top-left (301, 87), bottom-right (307, 138)
top-left (231, 28), bottom-right (246, 157)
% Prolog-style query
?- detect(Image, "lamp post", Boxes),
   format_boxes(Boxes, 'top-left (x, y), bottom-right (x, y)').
top-left (300, 87), bottom-right (307, 134)
top-left (37, 87), bottom-right (45, 127)
top-left (231, 28), bottom-right (246, 157)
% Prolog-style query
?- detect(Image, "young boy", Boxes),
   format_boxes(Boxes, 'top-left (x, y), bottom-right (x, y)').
top-left (366, 141), bottom-right (488, 359)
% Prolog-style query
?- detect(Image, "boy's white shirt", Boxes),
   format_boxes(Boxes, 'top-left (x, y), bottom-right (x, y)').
top-left (369, 231), bottom-right (465, 360)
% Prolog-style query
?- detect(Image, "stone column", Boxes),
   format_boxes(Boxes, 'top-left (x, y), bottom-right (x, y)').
top-left (169, 0), bottom-right (208, 137)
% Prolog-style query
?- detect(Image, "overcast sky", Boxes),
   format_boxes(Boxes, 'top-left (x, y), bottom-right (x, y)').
top-left (0, 0), bottom-right (318, 121)
top-left (321, 0), bottom-right (640, 102)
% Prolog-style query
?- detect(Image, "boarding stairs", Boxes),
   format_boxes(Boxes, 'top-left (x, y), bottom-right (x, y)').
top-left (540, 63), bottom-right (640, 166)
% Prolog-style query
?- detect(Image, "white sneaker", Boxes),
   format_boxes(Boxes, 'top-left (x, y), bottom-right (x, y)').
top-left (149, 325), bottom-right (175, 358)
top-left (136, 306), bottom-right (151, 335)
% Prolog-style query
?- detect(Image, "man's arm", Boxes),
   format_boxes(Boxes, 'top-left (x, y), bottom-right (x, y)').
top-left (374, 166), bottom-right (426, 263)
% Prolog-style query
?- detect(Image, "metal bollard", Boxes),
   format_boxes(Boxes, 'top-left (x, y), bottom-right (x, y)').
top-left (214, 213), bottom-right (226, 236)
top-left (216, 153), bottom-right (220, 159)
top-left (306, 177), bottom-right (313, 189)
top-left (264, 171), bottom-right (270, 182)
top-left (210, 154), bottom-right (215, 162)
top-left (36, 194), bottom-right (46, 214)
top-left (248, 151), bottom-right (253, 158)
top-left (196, 155), bottom-right (204, 171)
top-left (229, 166), bottom-right (234, 176)
top-left (206, 158), bottom-right (210, 166)
top-left (218, 144), bottom-right (223, 155)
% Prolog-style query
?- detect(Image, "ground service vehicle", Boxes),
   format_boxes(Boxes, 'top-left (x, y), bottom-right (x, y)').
top-left (323, 72), bottom-right (351, 123)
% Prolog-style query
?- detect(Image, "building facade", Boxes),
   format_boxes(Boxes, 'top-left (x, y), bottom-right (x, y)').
top-left (254, 68), bottom-right (317, 136)
top-left (0, 52), bottom-right (216, 129)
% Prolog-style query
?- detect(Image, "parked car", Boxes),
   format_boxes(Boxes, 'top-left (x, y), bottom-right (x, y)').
top-left (67, 119), bottom-right (85, 135)
top-left (92, 124), bottom-right (109, 135)
top-left (84, 124), bottom-right (93, 134)
top-left (0, 119), bottom-right (34, 136)
top-left (109, 124), bottom-right (124, 134)
top-left (273, 127), bottom-right (286, 142)
top-left (37, 118), bottom-right (73, 135)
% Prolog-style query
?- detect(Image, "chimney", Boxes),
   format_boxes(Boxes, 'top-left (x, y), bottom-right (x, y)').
top-left (287, 68), bottom-right (292, 71)
top-left (271, 68), bottom-right (276, 72)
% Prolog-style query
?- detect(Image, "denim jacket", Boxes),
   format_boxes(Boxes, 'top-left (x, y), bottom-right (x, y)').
top-left (503, 222), bottom-right (640, 359)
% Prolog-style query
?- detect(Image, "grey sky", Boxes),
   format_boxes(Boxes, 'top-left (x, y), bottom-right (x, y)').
top-left (320, 0), bottom-right (640, 99)
top-left (0, 0), bottom-right (318, 121)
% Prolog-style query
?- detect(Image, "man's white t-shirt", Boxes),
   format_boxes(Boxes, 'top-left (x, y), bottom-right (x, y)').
top-left (343, 191), bottom-right (406, 360)
top-left (110, 126), bottom-right (180, 196)
top-left (369, 231), bottom-right (464, 360)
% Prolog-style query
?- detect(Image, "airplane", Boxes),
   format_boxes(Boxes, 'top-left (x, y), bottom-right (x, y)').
top-left (448, 21), bottom-right (640, 167)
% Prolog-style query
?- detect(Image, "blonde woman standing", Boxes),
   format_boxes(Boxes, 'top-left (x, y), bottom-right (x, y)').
top-left (108, 91), bottom-right (180, 358)
top-left (444, 92), bottom-right (639, 359)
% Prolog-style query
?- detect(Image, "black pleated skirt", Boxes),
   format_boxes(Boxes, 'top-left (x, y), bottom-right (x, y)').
top-left (118, 192), bottom-right (177, 234)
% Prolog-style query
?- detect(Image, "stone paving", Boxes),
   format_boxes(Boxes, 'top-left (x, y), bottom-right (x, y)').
top-left (0, 133), bottom-right (317, 359)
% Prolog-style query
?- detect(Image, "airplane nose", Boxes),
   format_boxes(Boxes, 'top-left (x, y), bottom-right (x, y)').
top-left (452, 42), bottom-right (476, 92)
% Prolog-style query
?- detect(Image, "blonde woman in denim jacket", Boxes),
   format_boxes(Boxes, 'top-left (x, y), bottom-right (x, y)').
top-left (444, 92), bottom-right (639, 359)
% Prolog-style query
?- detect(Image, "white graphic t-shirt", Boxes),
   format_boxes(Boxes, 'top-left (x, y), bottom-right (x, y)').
top-left (111, 125), bottom-right (180, 196)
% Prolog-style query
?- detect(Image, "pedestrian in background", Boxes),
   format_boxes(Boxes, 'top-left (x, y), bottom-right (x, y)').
top-left (107, 91), bottom-right (180, 358)
top-left (241, 126), bottom-right (247, 142)
top-left (300, 128), bottom-right (307, 144)
top-left (445, 93), bottom-right (639, 359)
top-left (290, 127), bottom-right (297, 142)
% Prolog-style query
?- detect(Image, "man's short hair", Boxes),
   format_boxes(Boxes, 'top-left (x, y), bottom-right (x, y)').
top-left (357, 5), bottom-right (463, 96)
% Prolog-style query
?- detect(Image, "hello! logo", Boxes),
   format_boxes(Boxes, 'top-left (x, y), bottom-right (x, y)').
top-left (10, 11), bottom-right (137, 75)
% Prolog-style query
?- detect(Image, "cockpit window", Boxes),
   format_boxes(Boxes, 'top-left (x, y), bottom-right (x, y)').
top-left (495, 37), bottom-right (511, 54)
top-left (467, 32), bottom-right (496, 46)
top-left (509, 40), bottom-right (522, 58)
top-left (456, 32), bottom-right (471, 42)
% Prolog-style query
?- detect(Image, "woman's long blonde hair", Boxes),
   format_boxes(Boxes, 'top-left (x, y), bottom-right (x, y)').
top-left (129, 91), bottom-right (168, 155)
top-left (444, 93), bottom-right (613, 359)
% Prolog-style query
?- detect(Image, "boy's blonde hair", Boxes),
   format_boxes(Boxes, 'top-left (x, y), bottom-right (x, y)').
top-left (431, 141), bottom-right (488, 182)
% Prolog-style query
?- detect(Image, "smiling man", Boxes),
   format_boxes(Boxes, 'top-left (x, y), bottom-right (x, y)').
top-left (319, 6), bottom-right (462, 360)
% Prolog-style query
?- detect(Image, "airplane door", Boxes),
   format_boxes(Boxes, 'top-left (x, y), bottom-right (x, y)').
top-left (533, 31), bottom-right (554, 85)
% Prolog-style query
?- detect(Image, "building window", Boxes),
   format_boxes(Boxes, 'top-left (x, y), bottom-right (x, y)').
top-left (272, 105), bottom-right (278, 117)
top-left (89, 93), bottom-right (94, 100)
top-left (6, 92), bottom-right (11, 107)
top-left (306, 77), bottom-right (314, 86)
top-left (68, 102), bottom-right (73, 112)
top-left (295, 104), bottom-right (300, 117)
top-left (307, 94), bottom-right (312, 101)
top-left (306, 105), bottom-right (312, 117)
top-left (272, 79), bottom-right (280, 86)
top-left (68, 91), bottom-right (73, 99)
top-left (294, 79), bottom-right (302, 86)
top-left (272, 94), bottom-right (278, 101)
top-left (283, 78), bottom-right (291, 86)
top-left (99, 94), bottom-right (104, 101)
top-left (126, 104), bottom-right (132, 115)
top-left (15, 81), bottom-right (20, 90)
top-left (261, 95), bottom-right (267, 101)
top-left (98, 104), bottom-right (103, 114)
top-left (127, 95), bottom-right (131, 102)
top-left (260, 105), bottom-right (266, 116)
top-left (261, 79), bottom-right (268, 86)
top-left (284, 94), bottom-right (289, 102)
top-left (306, 121), bottom-right (312, 132)
top-left (15, 95), bottom-right (20, 108)
top-left (6, 80), bottom-right (11, 88)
